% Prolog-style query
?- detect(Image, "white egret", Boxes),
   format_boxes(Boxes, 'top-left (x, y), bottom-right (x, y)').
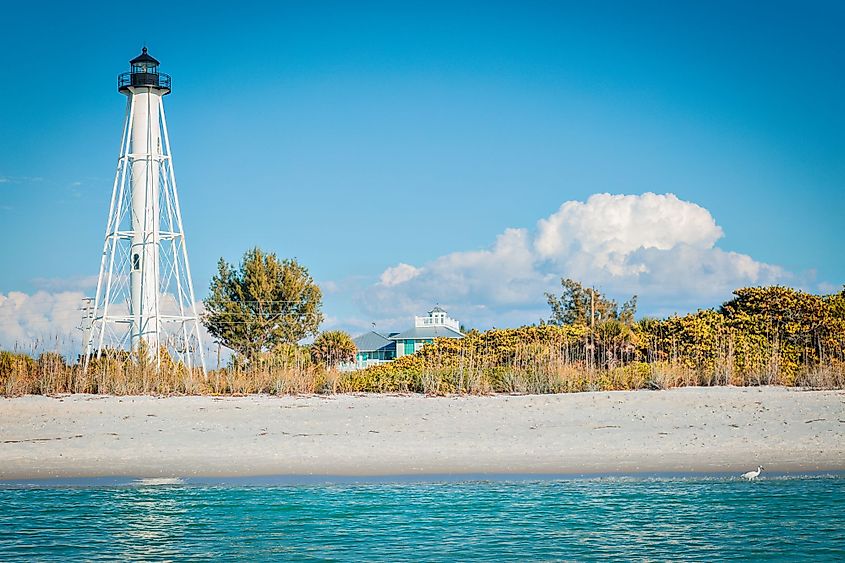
top-left (741, 465), bottom-right (764, 481)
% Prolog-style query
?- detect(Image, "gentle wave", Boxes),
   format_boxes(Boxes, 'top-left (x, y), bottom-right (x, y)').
top-left (131, 477), bottom-right (187, 486)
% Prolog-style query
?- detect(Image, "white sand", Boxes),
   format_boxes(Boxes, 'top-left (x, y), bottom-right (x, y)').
top-left (1, 387), bottom-right (843, 480)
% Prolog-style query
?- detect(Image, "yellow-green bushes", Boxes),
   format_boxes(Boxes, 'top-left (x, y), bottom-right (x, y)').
top-left (2, 286), bottom-right (844, 396)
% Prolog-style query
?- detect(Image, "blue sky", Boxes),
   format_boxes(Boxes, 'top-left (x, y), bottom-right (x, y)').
top-left (1, 1), bottom-right (843, 347)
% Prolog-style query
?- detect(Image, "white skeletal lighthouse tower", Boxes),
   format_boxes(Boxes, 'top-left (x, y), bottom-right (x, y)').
top-left (83, 48), bottom-right (205, 371)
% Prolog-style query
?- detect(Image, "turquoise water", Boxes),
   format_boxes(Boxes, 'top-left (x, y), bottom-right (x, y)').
top-left (2, 475), bottom-right (844, 561)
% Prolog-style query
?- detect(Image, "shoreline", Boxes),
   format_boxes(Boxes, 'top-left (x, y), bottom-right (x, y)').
top-left (4, 471), bottom-right (845, 489)
top-left (2, 387), bottom-right (844, 480)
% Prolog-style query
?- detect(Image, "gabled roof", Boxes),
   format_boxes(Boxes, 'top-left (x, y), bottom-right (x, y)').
top-left (389, 326), bottom-right (464, 341)
top-left (352, 331), bottom-right (394, 352)
top-left (429, 306), bottom-right (447, 314)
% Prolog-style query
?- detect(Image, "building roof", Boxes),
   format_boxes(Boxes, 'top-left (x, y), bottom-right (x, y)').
top-left (130, 47), bottom-right (160, 66)
top-left (389, 325), bottom-right (464, 341)
top-left (429, 306), bottom-right (447, 314)
top-left (352, 331), bottom-right (394, 352)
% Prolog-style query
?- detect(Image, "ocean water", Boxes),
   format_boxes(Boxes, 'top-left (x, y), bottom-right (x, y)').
top-left (1, 475), bottom-right (843, 561)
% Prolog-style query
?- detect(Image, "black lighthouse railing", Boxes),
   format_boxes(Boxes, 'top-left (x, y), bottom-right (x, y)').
top-left (118, 71), bottom-right (171, 93)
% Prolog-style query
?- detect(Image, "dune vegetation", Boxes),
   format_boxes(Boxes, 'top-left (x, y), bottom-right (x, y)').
top-left (1, 285), bottom-right (843, 396)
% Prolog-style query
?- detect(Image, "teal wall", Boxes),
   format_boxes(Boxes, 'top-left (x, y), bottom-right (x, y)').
top-left (357, 349), bottom-right (395, 362)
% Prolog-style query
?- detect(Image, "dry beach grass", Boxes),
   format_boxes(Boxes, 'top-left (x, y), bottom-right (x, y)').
top-left (2, 338), bottom-right (843, 397)
top-left (4, 286), bottom-right (843, 396)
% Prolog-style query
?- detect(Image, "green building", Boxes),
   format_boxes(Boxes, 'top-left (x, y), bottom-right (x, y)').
top-left (389, 306), bottom-right (464, 358)
top-left (349, 331), bottom-right (397, 370)
top-left (344, 307), bottom-right (465, 371)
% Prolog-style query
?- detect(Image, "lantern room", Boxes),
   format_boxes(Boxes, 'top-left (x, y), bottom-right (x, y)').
top-left (118, 47), bottom-right (171, 95)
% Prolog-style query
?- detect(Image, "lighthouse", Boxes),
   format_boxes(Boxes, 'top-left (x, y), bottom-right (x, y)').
top-left (83, 48), bottom-right (205, 372)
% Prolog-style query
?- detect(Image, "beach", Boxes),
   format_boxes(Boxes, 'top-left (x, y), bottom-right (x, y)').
top-left (1, 387), bottom-right (843, 480)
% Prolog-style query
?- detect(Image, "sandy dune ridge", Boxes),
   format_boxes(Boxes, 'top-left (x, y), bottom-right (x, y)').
top-left (1, 387), bottom-right (843, 480)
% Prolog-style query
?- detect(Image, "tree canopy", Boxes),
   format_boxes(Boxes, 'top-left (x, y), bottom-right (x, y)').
top-left (545, 278), bottom-right (637, 327)
top-left (202, 247), bottom-right (323, 358)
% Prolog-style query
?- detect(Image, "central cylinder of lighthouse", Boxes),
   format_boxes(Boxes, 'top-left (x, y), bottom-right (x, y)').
top-left (128, 87), bottom-right (162, 352)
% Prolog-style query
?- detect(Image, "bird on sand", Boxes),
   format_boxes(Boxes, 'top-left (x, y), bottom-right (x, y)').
top-left (741, 466), bottom-right (764, 481)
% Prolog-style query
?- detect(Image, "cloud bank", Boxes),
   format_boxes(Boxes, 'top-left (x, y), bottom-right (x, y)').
top-left (0, 193), bottom-right (798, 351)
top-left (358, 193), bottom-right (788, 328)
top-left (0, 291), bottom-right (85, 354)
top-left (0, 288), bottom-right (218, 361)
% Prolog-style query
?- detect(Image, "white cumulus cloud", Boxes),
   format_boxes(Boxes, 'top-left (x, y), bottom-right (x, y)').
top-left (0, 291), bottom-right (85, 355)
top-left (364, 192), bottom-right (789, 328)
top-left (0, 288), bottom-right (216, 361)
top-left (379, 263), bottom-right (422, 286)
top-left (536, 193), bottom-right (724, 275)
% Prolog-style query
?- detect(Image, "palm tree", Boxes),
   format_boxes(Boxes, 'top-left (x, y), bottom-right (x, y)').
top-left (311, 331), bottom-right (356, 368)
